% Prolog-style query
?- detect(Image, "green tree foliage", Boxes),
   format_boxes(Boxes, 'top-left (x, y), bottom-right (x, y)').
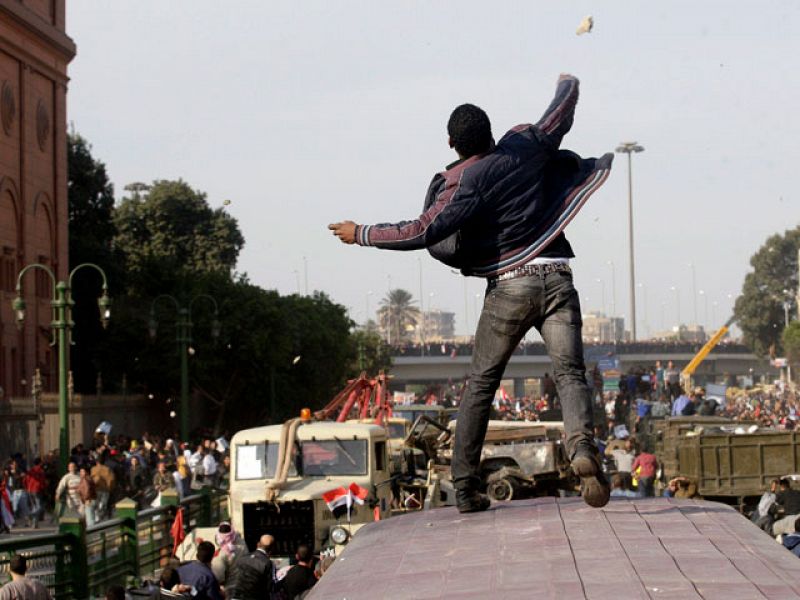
top-left (67, 133), bottom-right (120, 392)
top-left (378, 288), bottom-right (420, 344)
top-left (349, 328), bottom-right (392, 376)
top-left (784, 320), bottom-right (800, 367)
top-left (113, 180), bottom-right (244, 285)
top-left (734, 227), bottom-right (799, 356)
top-left (67, 135), bottom-right (375, 434)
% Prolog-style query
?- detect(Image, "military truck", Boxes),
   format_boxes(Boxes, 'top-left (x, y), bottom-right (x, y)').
top-left (636, 415), bottom-right (786, 509)
top-left (228, 420), bottom-right (392, 559)
top-left (402, 417), bottom-right (574, 505)
top-left (392, 404), bottom-right (457, 427)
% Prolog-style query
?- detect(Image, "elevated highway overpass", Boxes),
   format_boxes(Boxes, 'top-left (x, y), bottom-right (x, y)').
top-left (388, 343), bottom-right (775, 394)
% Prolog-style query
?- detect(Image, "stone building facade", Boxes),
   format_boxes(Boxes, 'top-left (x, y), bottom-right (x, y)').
top-left (0, 0), bottom-right (75, 398)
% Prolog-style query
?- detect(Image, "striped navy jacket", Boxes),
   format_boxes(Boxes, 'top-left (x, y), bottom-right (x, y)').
top-left (354, 75), bottom-right (613, 278)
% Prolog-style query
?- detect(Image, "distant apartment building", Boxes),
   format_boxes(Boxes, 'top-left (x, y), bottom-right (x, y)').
top-left (582, 312), bottom-right (625, 343)
top-left (419, 309), bottom-right (455, 341)
top-left (652, 324), bottom-right (708, 343)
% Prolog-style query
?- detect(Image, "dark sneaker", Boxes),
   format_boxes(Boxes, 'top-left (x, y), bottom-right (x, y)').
top-left (456, 489), bottom-right (491, 513)
top-left (571, 447), bottom-right (611, 508)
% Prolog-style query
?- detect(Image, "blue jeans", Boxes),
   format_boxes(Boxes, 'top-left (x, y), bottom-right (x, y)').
top-left (452, 270), bottom-right (594, 490)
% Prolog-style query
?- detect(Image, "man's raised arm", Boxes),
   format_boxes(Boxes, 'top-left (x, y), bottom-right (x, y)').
top-left (535, 74), bottom-right (580, 148)
top-left (329, 176), bottom-right (481, 250)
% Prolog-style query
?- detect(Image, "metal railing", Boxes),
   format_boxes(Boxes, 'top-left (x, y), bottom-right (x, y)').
top-left (0, 488), bottom-right (228, 599)
top-left (0, 533), bottom-right (77, 599)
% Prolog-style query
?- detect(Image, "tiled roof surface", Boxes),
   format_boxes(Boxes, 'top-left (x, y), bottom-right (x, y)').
top-left (308, 497), bottom-right (800, 600)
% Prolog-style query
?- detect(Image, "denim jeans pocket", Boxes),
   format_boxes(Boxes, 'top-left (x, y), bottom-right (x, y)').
top-left (546, 272), bottom-right (582, 325)
top-left (488, 289), bottom-right (532, 336)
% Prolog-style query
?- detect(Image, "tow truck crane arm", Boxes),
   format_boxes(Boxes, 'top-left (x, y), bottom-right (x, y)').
top-left (680, 316), bottom-right (736, 385)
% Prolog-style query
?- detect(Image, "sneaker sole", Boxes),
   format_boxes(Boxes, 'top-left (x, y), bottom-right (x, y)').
top-left (571, 455), bottom-right (610, 508)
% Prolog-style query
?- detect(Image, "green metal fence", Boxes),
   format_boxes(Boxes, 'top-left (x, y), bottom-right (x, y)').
top-left (0, 488), bottom-right (228, 599)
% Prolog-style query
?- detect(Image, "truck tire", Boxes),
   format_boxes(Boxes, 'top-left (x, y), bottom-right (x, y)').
top-left (487, 477), bottom-right (515, 502)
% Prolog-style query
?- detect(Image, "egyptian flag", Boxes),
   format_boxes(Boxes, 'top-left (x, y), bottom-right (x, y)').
top-left (323, 486), bottom-right (351, 519)
top-left (349, 483), bottom-right (369, 506)
top-left (170, 507), bottom-right (185, 556)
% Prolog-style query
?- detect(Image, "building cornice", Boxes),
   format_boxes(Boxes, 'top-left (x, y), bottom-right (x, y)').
top-left (0, 0), bottom-right (76, 61)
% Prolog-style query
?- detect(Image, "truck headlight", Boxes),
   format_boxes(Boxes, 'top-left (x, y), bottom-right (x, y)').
top-left (330, 526), bottom-right (349, 545)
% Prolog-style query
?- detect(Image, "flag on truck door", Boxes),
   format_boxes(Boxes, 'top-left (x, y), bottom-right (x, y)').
top-left (349, 482), bottom-right (369, 505)
top-left (323, 486), bottom-right (350, 515)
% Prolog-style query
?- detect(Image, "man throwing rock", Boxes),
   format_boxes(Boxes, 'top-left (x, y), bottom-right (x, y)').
top-left (329, 73), bottom-right (613, 511)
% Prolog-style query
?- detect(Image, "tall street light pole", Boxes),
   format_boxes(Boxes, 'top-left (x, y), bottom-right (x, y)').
top-left (13, 263), bottom-right (111, 475)
top-left (615, 142), bottom-right (644, 341)
top-left (149, 294), bottom-right (220, 442)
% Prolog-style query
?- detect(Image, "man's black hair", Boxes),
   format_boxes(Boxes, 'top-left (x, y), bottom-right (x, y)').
top-left (9, 554), bottom-right (26, 575)
top-left (447, 104), bottom-right (492, 158)
top-left (296, 544), bottom-right (312, 563)
top-left (197, 540), bottom-right (216, 564)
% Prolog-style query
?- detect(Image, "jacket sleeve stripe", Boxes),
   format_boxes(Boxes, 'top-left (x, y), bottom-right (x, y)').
top-left (364, 172), bottom-right (465, 246)
top-left (537, 78), bottom-right (579, 136)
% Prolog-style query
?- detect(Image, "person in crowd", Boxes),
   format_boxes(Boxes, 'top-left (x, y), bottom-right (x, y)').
top-left (217, 455), bottom-right (231, 491)
top-left (280, 544), bottom-right (318, 599)
top-left (78, 466), bottom-right (97, 526)
top-left (664, 361), bottom-right (680, 400)
top-left (6, 461), bottom-right (30, 525)
top-left (153, 461), bottom-right (175, 500)
top-left (24, 458), bottom-right (47, 528)
top-left (210, 521), bottom-right (247, 586)
top-left (781, 518), bottom-right (800, 557)
top-left (91, 454), bottom-right (116, 522)
top-left (609, 473), bottom-right (643, 499)
top-left (127, 455), bottom-right (148, 506)
top-left (226, 534), bottom-right (275, 599)
top-left (156, 566), bottom-right (193, 598)
top-left (173, 455), bottom-right (191, 500)
top-left (662, 476), bottom-right (697, 499)
top-left (189, 445), bottom-right (207, 490)
top-left (751, 479), bottom-right (779, 532)
top-left (631, 445), bottom-right (659, 497)
top-left (202, 446), bottom-right (218, 489)
top-left (177, 541), bottom-right (223, 600)
top-left (0, 554), bottom-right (51, 599)
top-left (55, 461), bottom-right (82, 516)
top-left (606, 438), bottom-right (635, 482)
top-left (0, 475), bottom-right (14, 533)
top-left (770, 478), bottom-right (800, 536)
top-left (671, 388), bottom-right (691, 416)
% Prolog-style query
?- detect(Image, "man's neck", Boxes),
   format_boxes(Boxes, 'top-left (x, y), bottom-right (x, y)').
top-left (10, 573), bottom-right (24, 582)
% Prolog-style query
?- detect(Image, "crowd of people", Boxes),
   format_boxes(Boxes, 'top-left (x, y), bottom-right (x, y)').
top-left (1, 432), bottom-right (232, 533)
top-left (2, 525), bottom-right (319, 599)
top-left (389, 339), bottom-right (751, 358)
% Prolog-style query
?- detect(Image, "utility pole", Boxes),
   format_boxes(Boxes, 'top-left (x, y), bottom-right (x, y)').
top-left (615, 142), bottom-right (644, 341)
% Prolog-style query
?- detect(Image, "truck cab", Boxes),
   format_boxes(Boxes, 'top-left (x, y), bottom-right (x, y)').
top-left (229, 421), bottom-right (391, 560)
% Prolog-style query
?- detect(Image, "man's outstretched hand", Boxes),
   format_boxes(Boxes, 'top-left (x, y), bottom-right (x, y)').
top-left (328, 221), bottom-right (357, 244)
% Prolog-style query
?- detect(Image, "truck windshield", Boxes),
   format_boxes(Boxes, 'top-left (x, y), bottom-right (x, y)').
top-left (388, 422), bottom-right (407, 439)
top-left (301, 439), bottom-right (367, 476)
top-left (236, 440), bottom-right (367, 479)
top-left (235, 443), bottom-right (297, 480)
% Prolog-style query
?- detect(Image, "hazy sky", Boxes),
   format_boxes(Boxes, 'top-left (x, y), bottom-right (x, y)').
top-left (66, 1), bottom-right (799, 338)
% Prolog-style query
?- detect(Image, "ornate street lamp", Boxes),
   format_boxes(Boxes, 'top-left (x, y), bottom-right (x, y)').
top-left (13, 263), bottom-right (111, 475)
